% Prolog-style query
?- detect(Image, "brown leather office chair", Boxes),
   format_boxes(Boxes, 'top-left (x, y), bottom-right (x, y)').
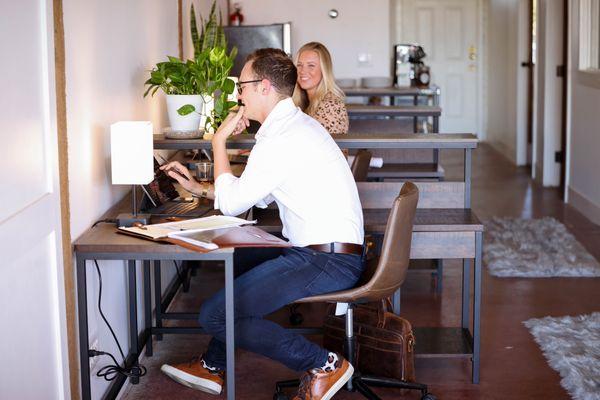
top-left (351, 149), bottom-right (373, 182)
top-left (275, 182), bottom-right (435, 400)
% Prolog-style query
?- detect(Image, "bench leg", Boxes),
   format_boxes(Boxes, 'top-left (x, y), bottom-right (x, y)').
top-left (435, 259), bottom-right (443, 294)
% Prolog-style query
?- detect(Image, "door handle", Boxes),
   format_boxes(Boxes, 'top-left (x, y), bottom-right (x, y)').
top-left (521, 61), bottom-right (534, 68)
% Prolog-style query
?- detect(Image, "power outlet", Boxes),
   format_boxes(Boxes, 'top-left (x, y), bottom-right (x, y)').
top-left (357, 53), bottom-right (372, 67)
top-left (89, 339), bottom-right (100, 372)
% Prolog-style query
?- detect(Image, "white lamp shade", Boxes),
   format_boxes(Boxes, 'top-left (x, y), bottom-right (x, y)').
top-left (110, 121), bottom-right (154, 185)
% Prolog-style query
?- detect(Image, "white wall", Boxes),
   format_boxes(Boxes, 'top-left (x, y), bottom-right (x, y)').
top-left (534, 0), bottom-right (563, 186)
top-left (486, 0), bottom-right (520, 163)
top-left (232, 0), bottom-right (392, 79)
top-left (567, 1), bottom-right (600, 224)
top-left (63, 0), bottom-right (179, 397)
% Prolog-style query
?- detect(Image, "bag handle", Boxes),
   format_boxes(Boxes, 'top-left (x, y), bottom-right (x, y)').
top-left (374, 298), bottom-right (394, 328)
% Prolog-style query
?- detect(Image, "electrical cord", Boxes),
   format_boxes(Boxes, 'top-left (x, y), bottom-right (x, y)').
top-left (90, 260), bottom-right (147, 381)
top-left (92, 218), bottom-right (117, 228)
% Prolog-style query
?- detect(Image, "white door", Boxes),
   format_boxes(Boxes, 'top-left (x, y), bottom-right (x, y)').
top-left (0, 1), bottom-right (70, 399)
top-left (398, 0), bottom-right (480, 133)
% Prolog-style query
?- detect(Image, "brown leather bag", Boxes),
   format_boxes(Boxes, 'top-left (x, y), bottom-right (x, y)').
top-left (323, 300), bottom-right (416, 382)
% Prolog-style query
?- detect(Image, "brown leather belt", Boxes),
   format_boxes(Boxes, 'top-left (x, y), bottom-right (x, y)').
top-left (307, 242), bottom-right (363, 256)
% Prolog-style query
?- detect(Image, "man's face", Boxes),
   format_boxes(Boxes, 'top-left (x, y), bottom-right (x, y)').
top-left (238, 62), bottom-right (261, 120)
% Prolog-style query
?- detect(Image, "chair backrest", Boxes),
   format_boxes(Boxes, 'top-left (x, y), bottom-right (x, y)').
top-left (350, 149), bottom-right (372, 182)
top-left (356, 181), bottom-right (419, 301)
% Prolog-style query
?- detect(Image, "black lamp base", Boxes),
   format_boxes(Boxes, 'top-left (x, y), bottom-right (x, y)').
top-left (116, 213), bottom-right (151, 228)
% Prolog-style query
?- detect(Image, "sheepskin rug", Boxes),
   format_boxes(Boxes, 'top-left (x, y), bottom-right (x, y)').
top-left (524, 313), bottom-right (600, 400)
top-left (484, 217), bottom-right (600, 277)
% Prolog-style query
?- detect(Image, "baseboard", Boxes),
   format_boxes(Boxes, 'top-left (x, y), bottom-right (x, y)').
top-left (486, 140), bottom-right (517, 164)
top-left (534, 165), bottom-right (544, 186)
top-left (568, 187), bottom-right (600, 226)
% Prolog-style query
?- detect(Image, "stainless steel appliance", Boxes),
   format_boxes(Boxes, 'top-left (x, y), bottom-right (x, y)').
top-left (393, 44), bottom-right (429, 87)
top-left (223, 23), bottom-right (291, 77)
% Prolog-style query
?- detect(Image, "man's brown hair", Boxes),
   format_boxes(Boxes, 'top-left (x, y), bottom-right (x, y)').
top-left (245, 48), bottom-right (297, 97)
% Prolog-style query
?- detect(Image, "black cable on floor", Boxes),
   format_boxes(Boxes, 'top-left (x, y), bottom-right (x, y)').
top-left (91, 260), bottom-right (147, 381)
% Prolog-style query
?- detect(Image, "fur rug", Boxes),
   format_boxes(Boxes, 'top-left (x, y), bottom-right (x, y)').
top-left (524, 313), bottom-right (600, 400)
top-left (484, 217), bottom-right (600, 277)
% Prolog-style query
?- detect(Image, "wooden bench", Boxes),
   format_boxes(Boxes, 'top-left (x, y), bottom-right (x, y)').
top-left (343, 85), bottom-right (441, 107)
top-left (346, 104), bottom-right (441, 133)
top-left (360, 180), bottom-right (482, 383)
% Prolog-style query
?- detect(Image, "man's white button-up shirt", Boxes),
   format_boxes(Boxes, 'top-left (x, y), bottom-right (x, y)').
top-left (214, 98), bottom-right (364, 247)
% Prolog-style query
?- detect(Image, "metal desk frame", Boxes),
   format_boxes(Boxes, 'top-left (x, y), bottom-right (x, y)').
top-left (75, 249), bottom-right (236, 400)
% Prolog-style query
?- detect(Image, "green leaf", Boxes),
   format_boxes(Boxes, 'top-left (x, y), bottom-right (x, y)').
top-left (222, 78), bottom-right (235, 94)
top-left (190, 3), bottom-right (200, 59)
top-left (226, 100), bottom-right (238, 109)
top-left (214, 97), bottom-right (224, 114)
top-left (143, 86), bottom-right (152, 98)
top-left (177, 104), bottom-right (196, 116)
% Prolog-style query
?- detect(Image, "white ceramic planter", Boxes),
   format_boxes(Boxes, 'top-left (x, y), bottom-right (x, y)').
top-left (166, 94), bottom-right (204, 131)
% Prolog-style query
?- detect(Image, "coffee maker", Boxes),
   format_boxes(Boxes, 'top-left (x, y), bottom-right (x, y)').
top-left (394, 44), bottom-right (430, 88)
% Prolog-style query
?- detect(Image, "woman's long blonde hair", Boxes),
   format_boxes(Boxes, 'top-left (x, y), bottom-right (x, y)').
top-left (292, 42), bottom-right (345, 116)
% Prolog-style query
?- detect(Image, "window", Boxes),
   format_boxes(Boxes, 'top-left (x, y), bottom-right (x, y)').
top-left (579, 0), bottom-right (600, 71)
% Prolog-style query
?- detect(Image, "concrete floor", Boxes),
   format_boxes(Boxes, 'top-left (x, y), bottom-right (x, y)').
top-left (121, 143), bottom-right (600, 400)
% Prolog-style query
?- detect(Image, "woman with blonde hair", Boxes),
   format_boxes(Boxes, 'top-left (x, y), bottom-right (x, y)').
top-left (293, 42), bottom-right (349, 135)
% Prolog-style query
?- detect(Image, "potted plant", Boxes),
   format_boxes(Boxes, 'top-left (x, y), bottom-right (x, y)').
top-left (143, 1), bottom-right (237, 136)
top-left (144, 55), bottom-right (209, 133)
top-left (188, 1), bottom-right (238, 133)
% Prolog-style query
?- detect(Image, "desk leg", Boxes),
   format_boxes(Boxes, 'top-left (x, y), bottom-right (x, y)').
top-left (473, 232), bottom-right (483, 384)
top-left (128, 260), bottom-right (140, 385)
top-left (76, 256), bottom-right (91, 400)
top-left (143, 260), bottom-right (152, 357)
top-left (462, 259), bottom-right (471, 330)
top-left (153, 260), bottom-right (163, 341)
top-left (413, 94), bottom-right (418, 132)
top-left (465, 149), bottom-right (472, 208)
top-left (392, 288), bottom-right (401, 315)
top-left (224, 253), bottom-right (235, 400)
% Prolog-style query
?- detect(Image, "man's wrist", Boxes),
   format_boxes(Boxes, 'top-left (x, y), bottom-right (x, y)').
top-left (191, 182), bottom-right (208, 198)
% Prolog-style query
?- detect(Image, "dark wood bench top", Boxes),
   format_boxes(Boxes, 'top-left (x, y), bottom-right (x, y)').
top-left (344, 86), bottom-right (440, 97)
top-left (368, 163), bottom-right (444, 179)
top-left (154, 133), bottom-right (478, 150)
top-left (346, 104), bottom-right (442, 117)
top-left (253, 208), bottom-right (483, 234)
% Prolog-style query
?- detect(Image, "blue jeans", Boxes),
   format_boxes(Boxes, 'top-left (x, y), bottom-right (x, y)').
top-left (199, 246), bottom-right (364, 372)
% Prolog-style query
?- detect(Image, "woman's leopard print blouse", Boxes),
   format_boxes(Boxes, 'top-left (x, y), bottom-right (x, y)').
top-left (311, 92), bottom-right (349, 135)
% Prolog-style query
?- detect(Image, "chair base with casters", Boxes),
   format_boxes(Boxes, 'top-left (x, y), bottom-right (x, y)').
top-left (274, 304), bottom-right (436, 400)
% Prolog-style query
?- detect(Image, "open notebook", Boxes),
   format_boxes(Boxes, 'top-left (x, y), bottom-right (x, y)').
top-left (118, 215), bottom-right (290, 252)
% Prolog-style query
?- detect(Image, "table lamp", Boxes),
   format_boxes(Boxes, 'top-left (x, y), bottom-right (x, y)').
top-left (111, 121), bottom-right (154, 227)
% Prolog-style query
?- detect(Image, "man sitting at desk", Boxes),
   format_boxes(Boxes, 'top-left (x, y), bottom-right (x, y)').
top-left (160, 48), bottom-right (364, 400)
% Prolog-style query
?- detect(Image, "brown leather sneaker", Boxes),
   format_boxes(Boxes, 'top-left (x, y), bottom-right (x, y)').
top-left (161, 358), bottom-right (224, 394)
top-left (293, 355), bottom-right (354, 400)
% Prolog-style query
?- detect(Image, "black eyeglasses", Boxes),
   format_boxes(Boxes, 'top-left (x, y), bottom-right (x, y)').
top-left (237, 79), bottom-right (262, 95)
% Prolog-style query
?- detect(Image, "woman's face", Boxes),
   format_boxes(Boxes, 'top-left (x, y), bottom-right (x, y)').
top-left (297, 50), bottom-right (323, 92)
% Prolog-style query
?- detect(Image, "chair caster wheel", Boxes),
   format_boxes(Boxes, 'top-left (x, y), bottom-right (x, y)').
top-left (289, 312), bottom-right (303, 325)
top-left (421, 394), bottom-right (436, 400)
top-left (273, 392), bottom-right (288, 400)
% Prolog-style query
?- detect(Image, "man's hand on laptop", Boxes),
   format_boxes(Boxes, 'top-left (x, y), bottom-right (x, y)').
top-left (160, 161), bottom-right (200, 193)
